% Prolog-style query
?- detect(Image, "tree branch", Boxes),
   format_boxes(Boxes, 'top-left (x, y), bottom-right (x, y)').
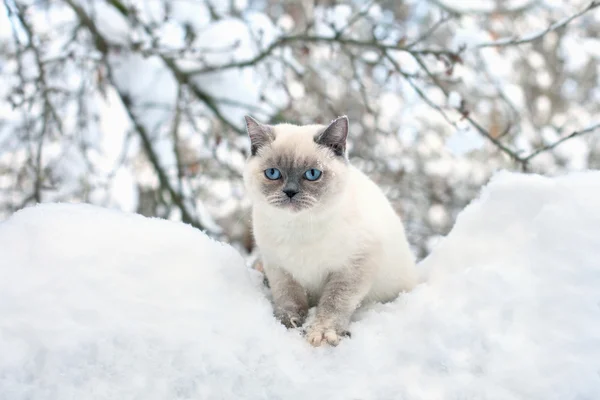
top-left (63, 0), bottom-right (205, 231)
top-left (187, 34), bottom-right (458, 75)
top-left (410, 53), bottom-right (527, 163)
top-left (104, 0), bottom-right (243, 134)
top-left (119, 90), bottom-right (203, 229)
top-left (476, 1), bottom-right (599, 48)
top-left (6, 0), bottom-right (69, 203)
top-left (429, 0), bottom-right (537, 16)
top-left (523, 122), bottom-right (600, 163)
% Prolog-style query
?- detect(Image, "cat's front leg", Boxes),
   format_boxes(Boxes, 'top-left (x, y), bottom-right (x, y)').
top-left (264, 263), bottom-right (309, 329)
top-left (306, 261), bottom-right (374, 346)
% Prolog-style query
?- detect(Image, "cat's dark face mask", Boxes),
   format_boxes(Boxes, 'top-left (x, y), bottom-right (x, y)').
top-left (245, 115), bottom-right (349, 213)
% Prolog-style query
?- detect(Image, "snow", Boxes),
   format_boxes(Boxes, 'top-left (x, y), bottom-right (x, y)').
top-left (1, 171), bottom-right (600, 399)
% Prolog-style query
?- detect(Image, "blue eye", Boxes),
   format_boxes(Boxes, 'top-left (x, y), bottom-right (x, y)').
top-left (304, 168), bottom-right (322, 181)
top-left (264, 168), bottom-right (281, 180)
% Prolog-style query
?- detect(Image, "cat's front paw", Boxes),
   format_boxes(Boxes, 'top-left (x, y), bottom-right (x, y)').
top-left (275, 309), bottom-right (306, 329)
top-left (305, 324), bottom-right (350, 347)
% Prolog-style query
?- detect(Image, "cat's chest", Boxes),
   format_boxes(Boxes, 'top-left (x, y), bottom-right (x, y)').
top-left (255, 212), bottom-right (353, 274)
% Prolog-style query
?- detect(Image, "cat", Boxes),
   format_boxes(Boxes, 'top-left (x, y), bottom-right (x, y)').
top-left (243, 115), bottom-right (417, 347)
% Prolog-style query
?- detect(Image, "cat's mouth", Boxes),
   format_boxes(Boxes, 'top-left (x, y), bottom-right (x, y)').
top-left (270, 197), bottom-right (314, 212)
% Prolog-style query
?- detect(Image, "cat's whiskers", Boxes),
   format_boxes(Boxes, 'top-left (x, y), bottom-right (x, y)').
top-left (266, 193), bottom-right (285, 206)
top-left (265, 193), bottom-right (278, 202)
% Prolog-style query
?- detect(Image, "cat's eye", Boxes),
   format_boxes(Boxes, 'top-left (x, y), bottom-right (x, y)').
top-left (264, 168), bottom-right (281, 180)
top-left (304, 168), bottom-right (322, 181)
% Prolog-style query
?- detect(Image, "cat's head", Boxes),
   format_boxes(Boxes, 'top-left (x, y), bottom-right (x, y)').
top-left (243, 116), bottom-right (350, 213)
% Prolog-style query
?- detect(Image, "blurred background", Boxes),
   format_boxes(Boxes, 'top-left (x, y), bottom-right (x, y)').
top-left (0, 0), bottom-right (598, 260)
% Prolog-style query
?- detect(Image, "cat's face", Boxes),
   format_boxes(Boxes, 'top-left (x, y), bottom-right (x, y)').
top-left (243, 116), bottom-right (350, 213)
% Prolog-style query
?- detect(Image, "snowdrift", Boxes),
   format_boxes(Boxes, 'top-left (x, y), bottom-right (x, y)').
top-left (1, 171), bottom-right (600, 399)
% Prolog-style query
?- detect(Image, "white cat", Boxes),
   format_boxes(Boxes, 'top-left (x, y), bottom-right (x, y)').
top-left (243, 115), bottom-right (416, 346)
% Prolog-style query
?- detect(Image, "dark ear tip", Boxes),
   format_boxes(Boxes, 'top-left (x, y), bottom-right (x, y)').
top-left (245, 116), bottom-right (261, 134)
top-left (333, 115), bottom-right (349, 128)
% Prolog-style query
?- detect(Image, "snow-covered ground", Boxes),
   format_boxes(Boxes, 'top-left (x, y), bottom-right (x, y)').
top-left (1, 170), bottom-right (600, 399)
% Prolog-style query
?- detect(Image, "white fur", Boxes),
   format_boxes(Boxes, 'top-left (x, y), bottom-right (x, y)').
top-left (244, 122), bottom-right (417, 304)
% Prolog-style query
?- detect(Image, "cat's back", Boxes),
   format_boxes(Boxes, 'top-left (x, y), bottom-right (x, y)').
top-left (346, 165), bottom-right (402, 227)
top-left (346, 165), bottom-right (417, 299)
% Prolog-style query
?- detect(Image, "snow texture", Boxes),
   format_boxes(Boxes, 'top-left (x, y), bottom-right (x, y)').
top-left (1, 171), bottom-right (600, 399)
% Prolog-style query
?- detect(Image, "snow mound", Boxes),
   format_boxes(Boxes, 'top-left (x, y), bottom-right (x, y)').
top-left (1, 171), bottom-right (600, 399)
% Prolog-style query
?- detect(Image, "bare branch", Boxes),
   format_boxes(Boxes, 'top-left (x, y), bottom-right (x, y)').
top-left (334, 0), bottom-right (378, 38)
top-left (172, 84), bottom-right (185, 193)
top-left (116, 88), bottom-right (204, 230)
top-left (104, 0), bottom-right (244, 134)
top-left (476, 1), bottom-right (599, 48)
top-left (62, 0), bottom-right (205, 231)
top-left (410, 54), bottom-right (527, 163)
top-left (524, 122), bottom-right (600, 162)
top-left (6, 0), bottom-right (69, 202)
top-left (429, 0), bottom-right (537, 16)
top-left (406, 14), bottom-right (453, 49)
top-left (188, 34), bottom-right (458, 75)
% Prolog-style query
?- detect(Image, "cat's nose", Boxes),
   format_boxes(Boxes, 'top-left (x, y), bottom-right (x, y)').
top-left (283, 189), bottom-right (299, 198)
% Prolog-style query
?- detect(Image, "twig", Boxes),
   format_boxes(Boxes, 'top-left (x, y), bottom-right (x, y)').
top-left (429, 0), bottom-right (537, 16)
top-left (523, 122), bottom-right (600, 162)
top-left (407, 14), bottom-right (453, 49)
top-left (411, 54), bottom-right (526, 163)
top-left (172, 84), bottom-right (185, 192)
top-left (105, 0), bottom-right (243, 134)
top-left (7, 0), bottom-right (68, 202)
top-left (334, 0), bottom-right (377, 38)
top-left (117, 88), bottom-right (203, 230)
top-left (476, 1), bottom-right (599, 48)
top-left (63, 0), bottom-right (205, 231)
top-left (409, 51), bottom-right (599, 168)
top-left (188, 34), bottom-right (457, 75)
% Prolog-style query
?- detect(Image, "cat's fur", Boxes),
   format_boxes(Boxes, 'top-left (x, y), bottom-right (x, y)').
top-left (243, 115), bottom-right (416, 346)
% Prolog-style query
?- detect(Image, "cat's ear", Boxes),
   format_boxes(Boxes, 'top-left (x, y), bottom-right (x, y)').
top-left (315, 116), bottom-right (348, 157)
top-left (245, 115), bottom-right (274, 156)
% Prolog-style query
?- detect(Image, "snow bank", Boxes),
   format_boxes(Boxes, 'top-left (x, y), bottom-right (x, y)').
top-left (1, 171), bottom-right (600, 399)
